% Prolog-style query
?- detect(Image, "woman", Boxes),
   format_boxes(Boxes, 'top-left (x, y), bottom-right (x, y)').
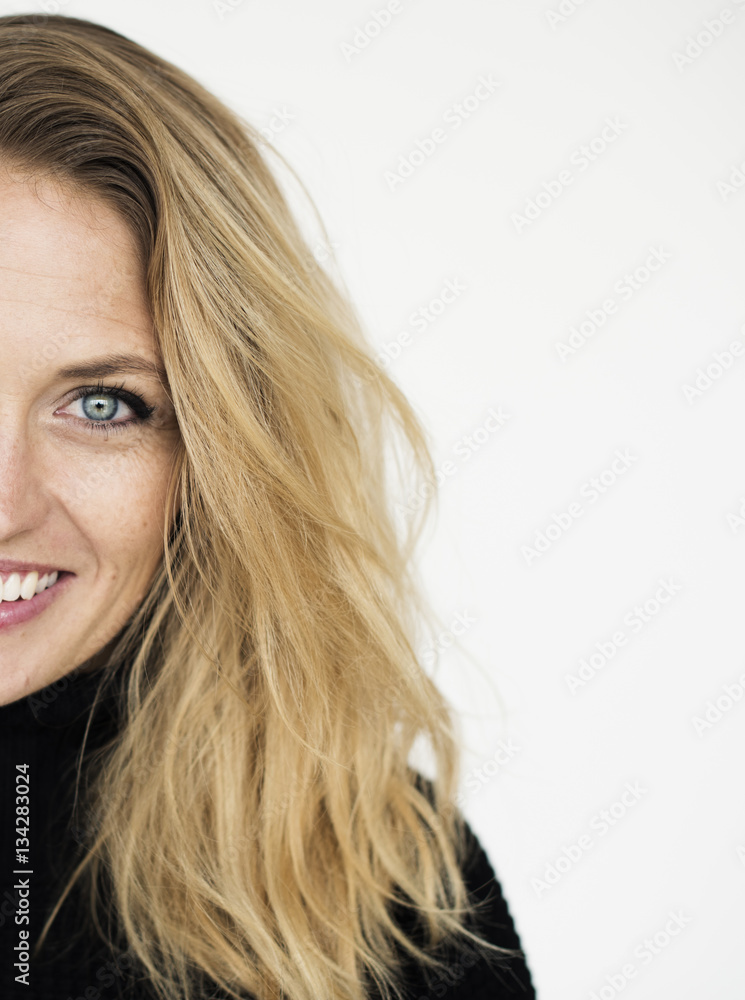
top-left (0, 14), bottom-right (535, 1000)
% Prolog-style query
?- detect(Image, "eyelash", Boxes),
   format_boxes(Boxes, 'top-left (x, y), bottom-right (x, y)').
top-left (65, 380), bottom-right (157, 437)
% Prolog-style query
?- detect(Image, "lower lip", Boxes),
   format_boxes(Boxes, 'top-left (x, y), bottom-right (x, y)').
top-left (0, 572), bottom-right (75, 630)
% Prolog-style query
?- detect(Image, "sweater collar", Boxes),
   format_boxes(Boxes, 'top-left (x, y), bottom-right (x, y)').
top-left (0, 664), bottom-right (122, 731)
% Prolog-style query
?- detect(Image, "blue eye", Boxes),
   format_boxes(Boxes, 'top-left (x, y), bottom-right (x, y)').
top-left (78, 393), bottom-right (131, 423)
top-left (65, 380), bottom-right (156, 437)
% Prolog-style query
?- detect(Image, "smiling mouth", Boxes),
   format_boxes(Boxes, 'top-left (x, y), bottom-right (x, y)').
top-left (0, 570), bottom-right (76, 631)
top-left (0, 570), bottom-right (68, 603)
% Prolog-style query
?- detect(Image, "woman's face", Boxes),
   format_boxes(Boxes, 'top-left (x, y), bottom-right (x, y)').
top-left (0, 167), bottom-right (181, 706)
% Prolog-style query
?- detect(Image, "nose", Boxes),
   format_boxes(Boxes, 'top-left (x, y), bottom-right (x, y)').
top-left (0, 421), bottom-right (53, 539)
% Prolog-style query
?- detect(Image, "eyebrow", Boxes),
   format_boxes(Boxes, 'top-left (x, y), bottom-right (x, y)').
top-left (55, 353), bottom-right (167, 383)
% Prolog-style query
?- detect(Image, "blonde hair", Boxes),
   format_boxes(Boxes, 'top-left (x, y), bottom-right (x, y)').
top-left (0, 14), bottom-right (521, 1000)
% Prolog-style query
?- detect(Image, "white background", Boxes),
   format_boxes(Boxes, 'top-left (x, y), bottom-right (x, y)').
top-left (3, 0), bottom-right (744, 996)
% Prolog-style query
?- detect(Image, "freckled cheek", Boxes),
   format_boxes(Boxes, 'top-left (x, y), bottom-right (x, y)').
top-left (61, 445), bottom-right (178, 583)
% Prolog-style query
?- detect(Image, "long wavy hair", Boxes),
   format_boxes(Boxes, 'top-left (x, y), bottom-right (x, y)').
top-left (0, 14), bottom-right (519, 1000)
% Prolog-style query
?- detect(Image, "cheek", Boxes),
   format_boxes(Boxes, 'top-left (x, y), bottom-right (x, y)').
top-left (60, 440), bottom-right (178, 573)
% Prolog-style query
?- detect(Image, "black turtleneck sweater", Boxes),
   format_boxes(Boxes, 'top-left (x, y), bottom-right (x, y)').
top-left (0, 668), bottom-right (535, 999)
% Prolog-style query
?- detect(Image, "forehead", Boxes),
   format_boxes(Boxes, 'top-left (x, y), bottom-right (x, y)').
top-left (0, 168), bottom-right (152, 343)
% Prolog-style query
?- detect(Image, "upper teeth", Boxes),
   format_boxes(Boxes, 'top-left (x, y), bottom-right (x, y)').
top-left (0, 571), bottom-right (59, 603)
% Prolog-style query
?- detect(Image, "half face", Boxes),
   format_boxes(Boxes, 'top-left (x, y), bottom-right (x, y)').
top-left (0, 164), bottom-right (181, 706)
